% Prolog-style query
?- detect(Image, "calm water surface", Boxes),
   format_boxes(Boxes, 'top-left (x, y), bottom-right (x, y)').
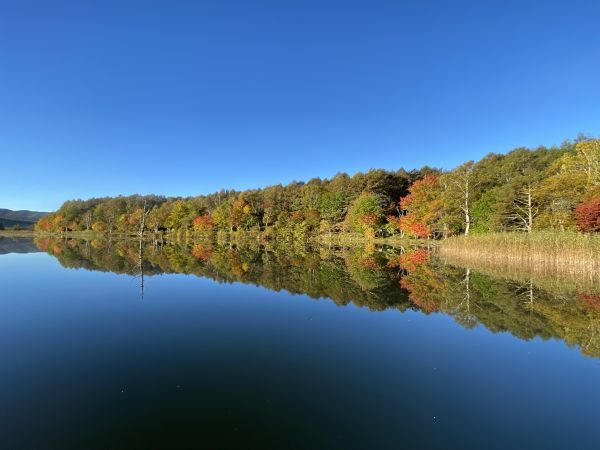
top-left (1, 237), bottom-right (599, 449)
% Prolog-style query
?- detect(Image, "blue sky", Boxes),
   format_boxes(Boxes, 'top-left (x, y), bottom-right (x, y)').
top-left (1, 0), bottom-right (599, 211)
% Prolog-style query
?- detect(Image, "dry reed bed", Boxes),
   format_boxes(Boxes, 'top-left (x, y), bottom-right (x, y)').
top-left (439, 232), bottom-right (600, 290)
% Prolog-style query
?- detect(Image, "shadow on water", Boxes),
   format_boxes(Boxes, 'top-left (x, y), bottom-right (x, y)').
top-left (32, 236), bottom-right (600, 359)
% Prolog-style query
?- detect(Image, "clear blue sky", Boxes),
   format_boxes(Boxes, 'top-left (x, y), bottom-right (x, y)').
top-left (1, 0), bottom-right (599, 211)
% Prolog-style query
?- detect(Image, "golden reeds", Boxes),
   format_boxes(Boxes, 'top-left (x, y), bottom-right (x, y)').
top-left (439, 231), bottom-right (600, 289)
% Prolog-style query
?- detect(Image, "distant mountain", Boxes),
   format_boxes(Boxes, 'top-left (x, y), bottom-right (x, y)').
top-left (0, 208), bottom-right (49, 229)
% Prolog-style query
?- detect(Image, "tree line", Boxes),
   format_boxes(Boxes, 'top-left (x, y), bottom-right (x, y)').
top-left (36, 137), bottom-right (600, 238)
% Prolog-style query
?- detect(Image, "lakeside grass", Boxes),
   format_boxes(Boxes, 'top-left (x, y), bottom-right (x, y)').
top-left (26, 229), bottom-right (422, 248)
top-left (439, 231), bottom-right (600, 287)
top-left (0, 230), bottom-right (37, 237)
top-left (316, 232), bottom-right (430, 248)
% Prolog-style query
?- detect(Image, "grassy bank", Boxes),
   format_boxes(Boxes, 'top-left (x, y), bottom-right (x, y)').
top-left (439, 231), bottom-right (600, 284)
top-left (0, 230), bottom-right (36, 237)
top-left (316, 232), bottom-right (430, 248)
top-left (29, 229), bottom-right (425, 248)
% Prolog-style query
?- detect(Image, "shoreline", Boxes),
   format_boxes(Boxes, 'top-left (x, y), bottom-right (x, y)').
top-left (11, 229), bottom-right (429, 247)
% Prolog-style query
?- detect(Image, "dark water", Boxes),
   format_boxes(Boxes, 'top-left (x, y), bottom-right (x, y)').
top-left (1, 237), bottom-right (599, 449)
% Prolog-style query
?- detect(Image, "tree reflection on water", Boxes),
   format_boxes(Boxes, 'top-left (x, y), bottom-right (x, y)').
top-left (35, 237), bottom-right (600, 358)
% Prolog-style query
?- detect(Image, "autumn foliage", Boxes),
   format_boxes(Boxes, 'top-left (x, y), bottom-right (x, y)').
top-left (32, 138), bottom-right (600, 241)
top-left (192, 243), bottom-right (212, 261)
top-left (346, 192), bottom-right (384, 238)
top-left (398, 175), bottom-right (440, 238)
top-left (574, 197), bottom-right (600, 233)
top-left (578, 293), bottom-right (600, 312)
top-left (192, 214), bottom-right (213, 233)
top-left (36, 217), bottom-right (53, 232)
top-left (387, 249), bottom-right (430, 272)
top-left (400, 214), bottom-right (430, 238)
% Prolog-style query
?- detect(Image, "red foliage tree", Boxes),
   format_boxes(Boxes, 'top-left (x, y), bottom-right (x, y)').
top-left (574, 197), bottom-right (600, 232)
top-left (398, 213), bottom-right (430, 238)
top-left (192, 243), bottom-right (213, 261)
top-left (578, 293), bottom-right (600, 312)
top-left (408, 221), bottom-right (430, 239)
top-left (387, 249), bottom-right (430, 272)
top-left (192, 214), bottom-right (213, 233)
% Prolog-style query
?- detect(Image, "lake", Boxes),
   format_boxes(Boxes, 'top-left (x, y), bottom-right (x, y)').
top-left (1, 236), bottom-right (599, 449)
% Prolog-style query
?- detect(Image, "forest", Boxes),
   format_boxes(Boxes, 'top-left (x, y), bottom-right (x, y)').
top-left (35, 137), bottom-right (600, 240)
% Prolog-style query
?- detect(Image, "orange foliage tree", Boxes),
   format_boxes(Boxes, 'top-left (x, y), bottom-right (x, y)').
top-left (388, 249), bottom-right (441, 314)
top-left (398, 176), bottom-right (441, 238)
top-left (193, 214), bottom-right (214, 233)
top-left (192, 243), bottom-right (213, 261)
top-left (35, 217), bottom-right (53, 232)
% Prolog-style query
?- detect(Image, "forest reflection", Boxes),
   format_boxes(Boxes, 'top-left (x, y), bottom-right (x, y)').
top-left (35, 237), bottom-right (600, 359)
